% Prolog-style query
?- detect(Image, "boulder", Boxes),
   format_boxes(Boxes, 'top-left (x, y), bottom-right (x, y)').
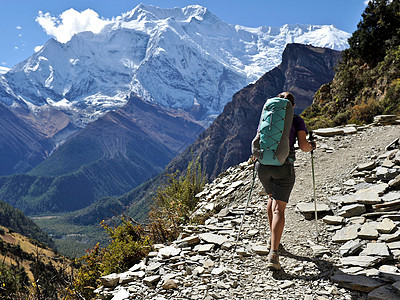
top-left (331, 274), bottom-right (385, 293)
top-left (313, 128), bottom-right (344, 137)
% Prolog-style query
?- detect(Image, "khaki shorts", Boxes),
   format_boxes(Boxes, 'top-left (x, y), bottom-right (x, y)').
top-left (255, 161), bottom-right (295, 203)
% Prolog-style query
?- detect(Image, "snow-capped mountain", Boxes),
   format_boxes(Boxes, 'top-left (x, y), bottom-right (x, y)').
top-left (0, 4), bottom-right (351, 127)
top-left (0, 67), bottom-right (10, 75)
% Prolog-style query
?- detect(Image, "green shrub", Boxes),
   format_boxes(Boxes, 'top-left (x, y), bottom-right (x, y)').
top-left (382, 78), bottom-right (400, 114)
top-left (71, 217), bottom-right (152, 299)
top-left (0, 263), bottom-right (29, 298)
top-left (148, 159), bottom-right (206, 243)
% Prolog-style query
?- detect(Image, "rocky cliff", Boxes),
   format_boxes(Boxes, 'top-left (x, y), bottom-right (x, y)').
top-left (168, 43), bottom-right (342, 179)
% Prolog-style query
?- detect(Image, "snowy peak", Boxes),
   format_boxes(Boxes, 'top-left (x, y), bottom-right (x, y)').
top-left (122, 4), bottom-right (212, 23)
top-left (0, 4), bottom-right (351, 130)
top-left (0, 67), bottom-right (10, 75)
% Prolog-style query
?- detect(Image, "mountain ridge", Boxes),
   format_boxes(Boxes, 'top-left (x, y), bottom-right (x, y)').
top-left (1, 4), bottom-right (350, 128)
top-left (0, 95), bottom-right (203, 215)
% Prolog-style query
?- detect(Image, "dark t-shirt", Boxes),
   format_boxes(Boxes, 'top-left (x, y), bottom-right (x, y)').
top-left (288, 115), bottom-right (308, 160)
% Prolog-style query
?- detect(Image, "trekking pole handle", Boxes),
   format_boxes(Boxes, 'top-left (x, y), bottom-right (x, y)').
top-left (309, 130), bottom-right (314, 142)
top-left (309, 130), bottom-right (316, 153)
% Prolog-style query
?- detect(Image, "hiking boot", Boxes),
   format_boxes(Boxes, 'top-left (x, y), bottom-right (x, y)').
top-left (267, 251), bottom-right (281, 271)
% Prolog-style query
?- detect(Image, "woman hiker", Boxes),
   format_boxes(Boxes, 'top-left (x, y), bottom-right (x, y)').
top-left (252, 92), bottom-right (316, 271)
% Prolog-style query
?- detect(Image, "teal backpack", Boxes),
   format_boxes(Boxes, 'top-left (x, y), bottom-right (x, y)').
top-left (252, 97), bottom-right (294, 165)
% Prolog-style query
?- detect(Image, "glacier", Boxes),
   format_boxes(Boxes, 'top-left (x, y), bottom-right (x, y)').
top-left (0, 4), bottom-right (351, 128)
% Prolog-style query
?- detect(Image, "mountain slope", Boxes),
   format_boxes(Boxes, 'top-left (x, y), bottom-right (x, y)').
top-left (167, 43), bottom-right (342, 179)
top-left (0, 96), bottom-right (203, 215)
top-left (0, 103), bottom-right (54, 175)
top-left (0, 199), bottom-right (54, 248)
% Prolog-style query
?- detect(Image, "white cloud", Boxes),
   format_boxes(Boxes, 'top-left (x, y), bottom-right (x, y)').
top-left (364, 0), bottom-right (370, 5)
top-left (36, 8), bottom-right (110, 43)
top-left (34, 45), bottom-right (44, 52)
top-left (16, 26), bottom-right (22, 30)
top-left (14, 46), bottom-right (19, 50)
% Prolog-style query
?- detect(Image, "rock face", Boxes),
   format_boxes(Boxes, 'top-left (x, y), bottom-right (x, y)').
top-left (169, 43), bottom-right (342, 179)
top-left (0, 103), bottom-right (54, 175)
top-left (95, 123), bottom-right (400, 300)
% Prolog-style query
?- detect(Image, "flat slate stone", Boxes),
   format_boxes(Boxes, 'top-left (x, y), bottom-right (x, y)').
top-left (313, 127), bottom-right (344, 137)
top-left (379, 231), bottom-right (400, 243)
top-left (343, 126), bottom-right (357, 134)
top-left (251, 245), bottom-right (270, 255)
top-left (392, 281), bottom-right (400, 295)
top-left (143, 275), bottom-right (161, 286)
top-left (180, 235), bottom-right (200, 246)
top-left (353, 183), bottom-right (387, 204)
top-left (194, 244), bottom-right (214, 254)
top-left (338, 204), bottom-right (366, 218)
top-left (339, 240), bottom-right (364, 256)
top-left (158, 246), bottom-right (181, 258)
top-left (377, 218), bottom-right (397, 234)
top-left (111, 288), bottom-right (130, 300)
top-left (331, 274), bottom-right (385, 292)
top-left (382, 192), bottom-right (400, 202)
top-left (379, 271), bottom-right (400, 282)
top-left (360, 243), bottom-right (390, 256)
top-left (199, 233), bottom-right (228, 245)
top-left (322, 215), bottom-right (344, 225)
top-left (357, 161), bottom-right (377, 171)
top-left (296, 203), bottom-right (331, 220)
top-left (332, 224), bottom-right (361, 243)
top-left (310, 245), bottom-right (330, 257)
top-left (340, 256), bottom-right (381, 268)
top-left (387, 241), bottom-right (400, 250)
top-left (389, 174), bottom-right (400, 189)
top-left (358, 223), bottom-right (379, 240)
top-left (100, 273), bottom-right (120, 288)
top-left (367, 284), bottom-right (400, 300)
top-left (329, 194), bottom-right (358, 205)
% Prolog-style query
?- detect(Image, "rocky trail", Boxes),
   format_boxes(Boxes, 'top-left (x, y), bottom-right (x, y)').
top-left (96, 120), bottom-right (400, 300)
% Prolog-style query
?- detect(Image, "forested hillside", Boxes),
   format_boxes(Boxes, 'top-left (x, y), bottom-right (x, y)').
top-left (302, 0), bottom-right (400, 128)
top-left (0, 199), bottom-right (54, 248)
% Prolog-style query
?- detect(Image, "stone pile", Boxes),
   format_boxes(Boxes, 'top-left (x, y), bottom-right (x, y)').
top-left (312, 115), bottom-right (400, 138)
top-left (94, 123), bottom-right (400, 300)
top-left (313, 137), bottom-right (400, 299)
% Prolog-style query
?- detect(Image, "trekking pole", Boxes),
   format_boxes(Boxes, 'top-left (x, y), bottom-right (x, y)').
top-left (309, 131), bottom-right (319, 241)
top-left (234, 161), bottom-right (257, 251)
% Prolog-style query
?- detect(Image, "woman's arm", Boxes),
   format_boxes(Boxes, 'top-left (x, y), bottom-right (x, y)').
top-left (297, 130), bottom-right (316, 152)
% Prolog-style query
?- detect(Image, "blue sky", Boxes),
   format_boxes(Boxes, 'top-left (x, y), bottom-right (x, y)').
top-left (0, 0), bottom-right (368, 69)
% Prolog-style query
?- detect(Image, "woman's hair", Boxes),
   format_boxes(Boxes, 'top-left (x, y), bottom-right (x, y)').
top-left (277, 92), bottom-right (295, 106)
